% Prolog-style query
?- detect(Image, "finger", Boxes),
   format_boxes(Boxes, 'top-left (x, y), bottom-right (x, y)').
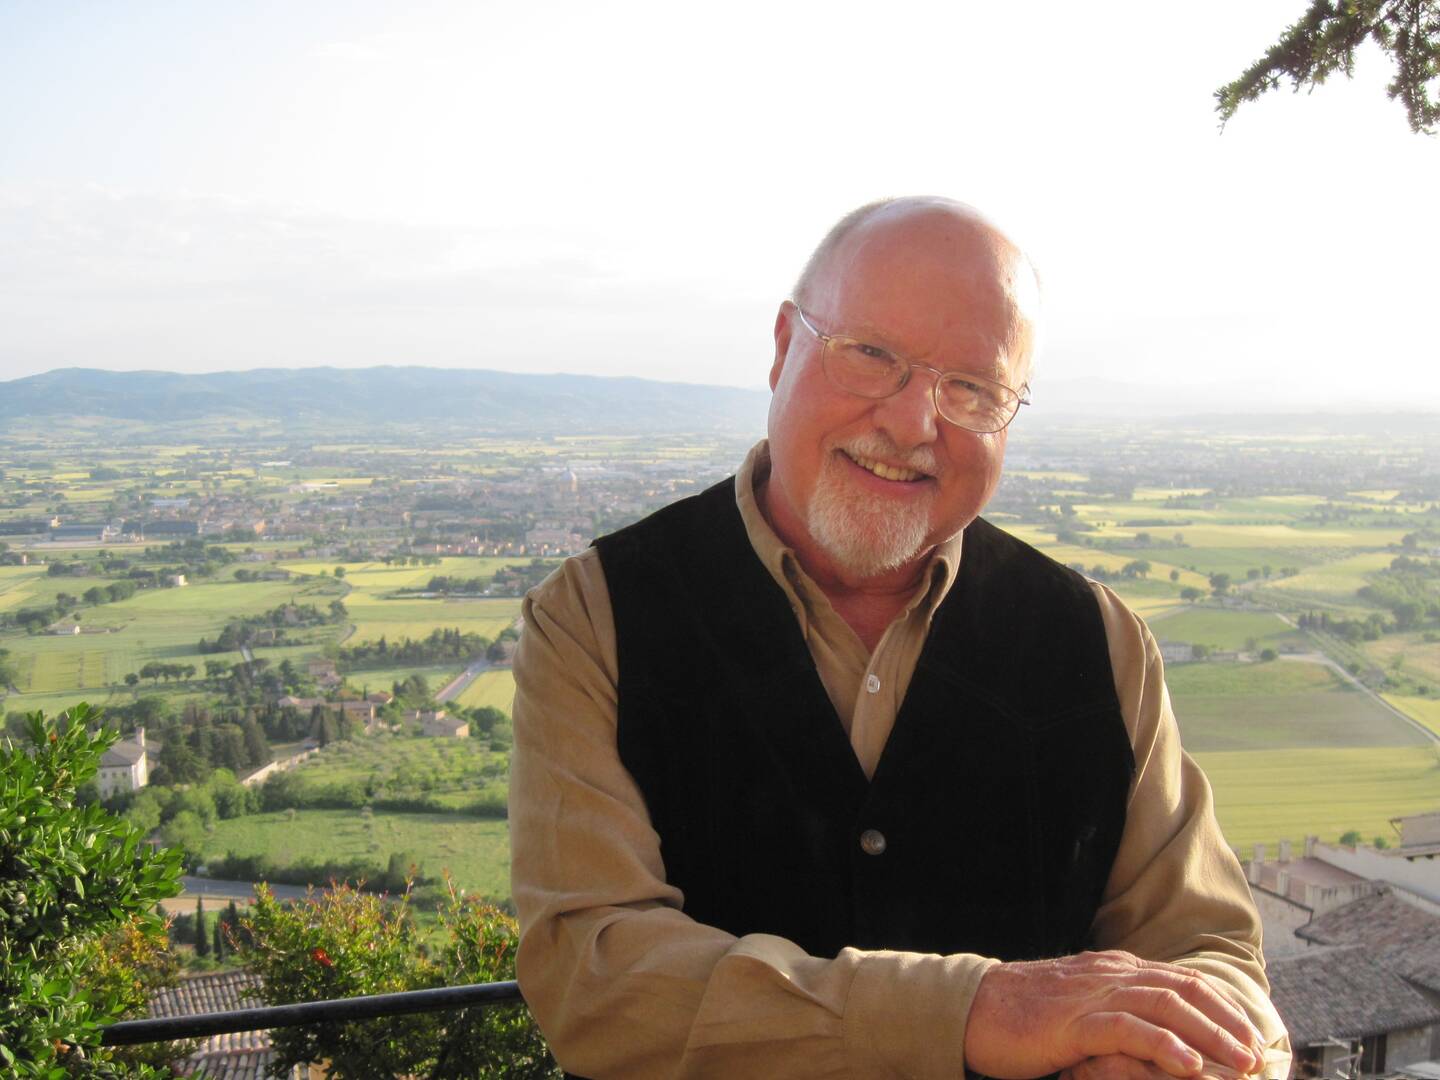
top-left (1132, 959), bottom-right (1259, 1029)
top-left (1126, 965), bottom-right (1266, 1066)
top-left (1104, 985), bottom-right (1261, 1076)
top-left (1074, 1011), bottom-right (1207, 1078)
top-left (1080, 954), bottom-right (1261, 1047)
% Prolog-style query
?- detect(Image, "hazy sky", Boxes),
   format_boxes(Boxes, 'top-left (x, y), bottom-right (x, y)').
top-left (1, 0), bottom-right (1437, 408)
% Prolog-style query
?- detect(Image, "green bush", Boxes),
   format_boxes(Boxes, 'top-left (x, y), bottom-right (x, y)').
top-left (0, 705), bottom-right (185, 1076)
top-left (241, 880), bottom-right (558, 1078)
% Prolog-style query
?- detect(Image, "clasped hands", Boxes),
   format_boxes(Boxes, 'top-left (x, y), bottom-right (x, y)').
top-left (964, 951), bottom-right (1270, 1080)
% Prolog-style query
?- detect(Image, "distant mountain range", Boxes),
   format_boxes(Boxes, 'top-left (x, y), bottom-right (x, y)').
top-left (0, 366), bottom-right (1433, 439)
top-left (0, 367), bottom-right (770, 436)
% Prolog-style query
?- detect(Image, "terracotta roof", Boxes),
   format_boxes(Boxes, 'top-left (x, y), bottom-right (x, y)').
top-left (1296, 888), bottom-right (1440, 951)
top-left (1267, 945), bottom-right (1440, 1047)
top-left (1291, 888), bottom-right (1440, 998)
top-left (146, 970), bottom-right (303, 1079)
top-left (182, 1048), bottom-right (295, 1080)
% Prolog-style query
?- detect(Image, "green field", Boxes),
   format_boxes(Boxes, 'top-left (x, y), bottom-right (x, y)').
top-left (283, 558), bottom-right (526, 645)
top-left (1265, 551), bottom-right (1399, 602)
top-left (3, 577), bottom-right (327, 696)
top-left (1362, 630), bottom-right (1440, 684)
top-left (1170, 654), bottom-right (1430, 746)
top-left (1195, 745), bottom-right (1440, 852)
top-left (1149, 608), bottom-right (1299, 651)
top-left (204, 809), bottom-right (512, 902)
top-left (454, 670), bottom-right (517, 714)
top-left (343, 599), bottom-right (520, 646)
top-left (0, 566), bottom-right (46, 610)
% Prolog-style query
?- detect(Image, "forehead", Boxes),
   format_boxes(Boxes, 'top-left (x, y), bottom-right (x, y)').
top-left (810, 208), bottom-right (1035, 378)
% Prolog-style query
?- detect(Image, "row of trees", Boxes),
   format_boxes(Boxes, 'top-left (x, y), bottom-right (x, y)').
top-left (338, 627), bottom-right (490, 671)
top-left (132, 661), bottom-right (198, 686)
top-left (198, 599), bottom-right (346, 653)
top-left (423, 574), bottom-right (491, 595)
top-left (1299, 608), bottom-right (1407, 643)
top-left (172, 897), bottom-right (247, 962)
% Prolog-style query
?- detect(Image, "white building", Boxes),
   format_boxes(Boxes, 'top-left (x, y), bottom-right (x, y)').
top-left (98, 727), bottom-right (149, 798)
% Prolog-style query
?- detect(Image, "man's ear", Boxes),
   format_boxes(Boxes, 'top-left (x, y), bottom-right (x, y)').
top-left (770, 301), bottom-right (795, 392)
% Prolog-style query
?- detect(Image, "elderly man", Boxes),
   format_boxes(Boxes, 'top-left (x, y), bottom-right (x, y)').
top-left (510, 197), bottom-right (1289, 1079)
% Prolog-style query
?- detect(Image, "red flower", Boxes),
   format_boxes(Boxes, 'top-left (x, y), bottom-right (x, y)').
top-left (310, 947), bottom-right (334, 968)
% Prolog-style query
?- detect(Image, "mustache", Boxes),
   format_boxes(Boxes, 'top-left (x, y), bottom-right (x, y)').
top-left (835, 432), bottom-right (940, 476)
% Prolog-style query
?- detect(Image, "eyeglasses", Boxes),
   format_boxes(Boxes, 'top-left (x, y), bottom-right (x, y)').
top-left (793, 305), bottom-right (1031, 434)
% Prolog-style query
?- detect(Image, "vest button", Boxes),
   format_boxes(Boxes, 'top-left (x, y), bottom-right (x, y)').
top-left (859, 828), bottom-right (887, 856)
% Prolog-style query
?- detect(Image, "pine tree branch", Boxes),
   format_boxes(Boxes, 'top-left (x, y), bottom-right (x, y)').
top-left (1216, 0), bottom-right (1439, 133)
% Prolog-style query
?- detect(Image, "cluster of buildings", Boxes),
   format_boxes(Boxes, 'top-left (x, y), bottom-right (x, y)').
top-left (1245, 811), bottom-right (1440, 1076)
top-left (6, 444), bottom-right (751, 560)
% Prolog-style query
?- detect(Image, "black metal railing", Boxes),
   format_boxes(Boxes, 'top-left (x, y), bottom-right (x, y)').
top-left (99, 980), bottom-right (524, 1047)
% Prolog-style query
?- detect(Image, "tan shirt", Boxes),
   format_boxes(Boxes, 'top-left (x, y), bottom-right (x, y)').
top-left (510, 441), bottom-right (1291, 1079)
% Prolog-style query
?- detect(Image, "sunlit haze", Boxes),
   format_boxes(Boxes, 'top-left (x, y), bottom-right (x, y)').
top-left (1, 1), bottom-right (1437, 410)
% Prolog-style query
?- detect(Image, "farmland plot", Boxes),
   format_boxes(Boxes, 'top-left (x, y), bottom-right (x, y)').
top-left (1170, 659), bottom-right (1427, 750)
top-left (454, 670), bottom-right (517, 714)
top-left (1195, 746), bottom-right (1440, 852)
top-left (205, 810), bottom-right (512, 901)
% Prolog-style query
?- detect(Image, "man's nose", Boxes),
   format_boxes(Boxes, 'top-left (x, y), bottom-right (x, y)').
top-left (873, 365), bottom-right (941, 448)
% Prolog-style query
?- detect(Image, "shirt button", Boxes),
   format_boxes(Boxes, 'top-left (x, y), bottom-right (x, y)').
top-left (859, 829), bottom-right (887, 856)
top-left (865, 673), bottom-right (881, 694)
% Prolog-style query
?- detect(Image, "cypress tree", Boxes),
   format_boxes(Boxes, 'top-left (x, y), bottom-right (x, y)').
top-left (213, 919), bottom-right (225, 961)
top-left (226, 899), bottom-right (246, 949)
top-left (195, 897), bottom-right (210, 957)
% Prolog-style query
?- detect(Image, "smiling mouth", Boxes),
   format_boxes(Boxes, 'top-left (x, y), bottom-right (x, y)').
top-left (842, 449), bottom-right (930, 483)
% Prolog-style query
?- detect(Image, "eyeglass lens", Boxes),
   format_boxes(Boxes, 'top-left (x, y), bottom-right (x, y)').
top-left (823, 338), bottom-right (1018, 432)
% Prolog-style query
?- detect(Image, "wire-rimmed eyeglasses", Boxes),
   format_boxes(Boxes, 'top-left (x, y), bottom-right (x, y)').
top-left (792, 305), bottom-right (1030, 434)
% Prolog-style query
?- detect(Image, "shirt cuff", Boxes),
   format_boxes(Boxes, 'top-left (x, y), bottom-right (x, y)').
top-left (842, 949), bottom-right (998, 1079)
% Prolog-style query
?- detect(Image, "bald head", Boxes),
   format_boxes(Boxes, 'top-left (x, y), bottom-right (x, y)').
top-left (793, 197), bottom-right (1043, 382)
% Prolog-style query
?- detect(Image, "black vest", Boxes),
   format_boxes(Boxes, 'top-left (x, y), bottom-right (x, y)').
top-left (593, 477), bottom-right (1133, 963)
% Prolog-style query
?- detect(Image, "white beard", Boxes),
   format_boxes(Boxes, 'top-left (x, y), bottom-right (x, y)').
top-left (805, 434), bottom-right (938, 579)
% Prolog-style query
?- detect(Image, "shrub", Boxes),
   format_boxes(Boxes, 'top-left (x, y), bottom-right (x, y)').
top-left (240, 880), bottom-right (557, 1078)
top-left (464, 790), bottom-right (510, 818)
top-left (0, 706), bottom-right (185, 1075)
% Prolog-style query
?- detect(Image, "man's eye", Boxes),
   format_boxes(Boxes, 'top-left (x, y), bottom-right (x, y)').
top-left (944, 376), bottom-right (1002, 407)
top-left (856, 343), bottom-right (892, 362)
